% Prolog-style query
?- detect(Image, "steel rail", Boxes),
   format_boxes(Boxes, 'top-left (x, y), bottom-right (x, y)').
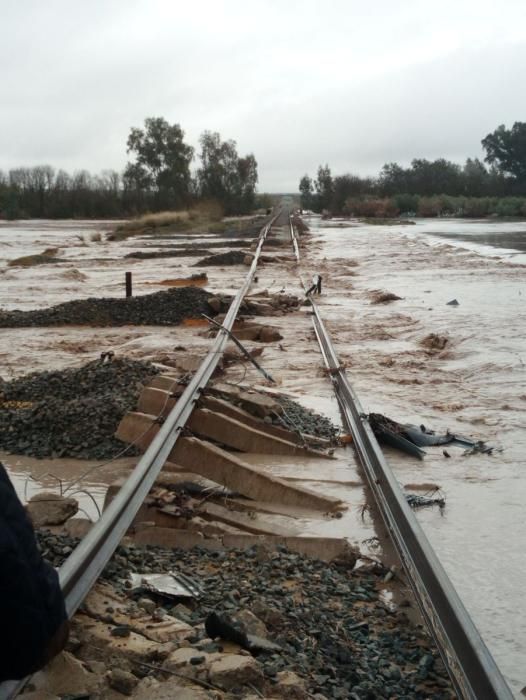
top-left (289, 215), bottom-right (512, 700)
top-left (0, 213), bottom-right (278, 700)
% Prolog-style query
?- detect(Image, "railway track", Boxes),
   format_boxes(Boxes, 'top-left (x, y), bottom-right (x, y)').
top-left (0, 213), bottom-right (278, 700)
top-left (288, 214), bottom-right (513, 699)
top-left (0, 209), bottom-right (512, 698)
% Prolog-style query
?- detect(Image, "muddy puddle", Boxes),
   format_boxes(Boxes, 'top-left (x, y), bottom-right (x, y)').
top-left (302, 214), bottom-right (525, 695)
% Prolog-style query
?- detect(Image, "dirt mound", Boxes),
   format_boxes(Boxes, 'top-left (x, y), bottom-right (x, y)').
top-left (124, 248), bottom-right (210, 259)
top-left (59, 269), bottom-right (87, 282)
top-left (0, 358), bottom-right (159, 459)
top-left (420, 333), bottom-right (449, 351)
top-left (0, 287), bottom-right (214, 328)
top-left (8, 253), bottom-right (64, 267)
top-left (195, 250), bottom-right (247, 266)
top-left (370, 290), bottom-right (402, 304)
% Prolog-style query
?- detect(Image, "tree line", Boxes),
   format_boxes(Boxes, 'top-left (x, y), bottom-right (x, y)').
top-left (299, 122), bottom-right (526, 217)
top-left (0, 118), bottom-right (259, 219)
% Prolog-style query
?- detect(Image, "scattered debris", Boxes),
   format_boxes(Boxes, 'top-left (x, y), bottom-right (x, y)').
top-left (368, 413), bottom-right (492, 460)
top-left (446, 299), bottom-right (459, 306)
top-left (405, 490), bottom-right (446, 511)
top-left (128, 571), bottom-right (200, 599)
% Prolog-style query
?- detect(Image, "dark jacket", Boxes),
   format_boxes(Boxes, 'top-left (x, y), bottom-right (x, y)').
top-left (0, 462), bottom-right (67, 681)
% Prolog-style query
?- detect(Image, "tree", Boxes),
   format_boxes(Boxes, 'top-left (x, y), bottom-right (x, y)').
top-left (462, 158), bottom-right (489, 197)
top-left (299, 175), bottom-right (313, 210)
top-left (379, 163), bottom-right (410, 195)
top-left (314, 164), bottom-right (333, 212)
top-left (197, 131), bottom-right (258, 214)
top-left (482, 122), bottom-right (526, 182)
top-left (408, 158), bottom-right (462, 195)
top-left (124, 117), bottom-right (194, 208)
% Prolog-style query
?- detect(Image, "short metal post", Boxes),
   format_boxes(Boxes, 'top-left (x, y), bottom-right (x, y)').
top-left (125, 271), bottom-right (132, 298)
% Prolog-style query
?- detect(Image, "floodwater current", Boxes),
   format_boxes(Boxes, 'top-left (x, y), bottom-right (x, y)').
top-left (305, 216), bottom-right (525, 696)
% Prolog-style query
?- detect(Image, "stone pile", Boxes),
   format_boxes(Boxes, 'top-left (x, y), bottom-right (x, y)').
top-left (0, 287), bottom-right (214, 328)
top-left (36, 531), bottom-right (453, 699)
top-left (0, 358), bottom-right (159, 459)
top-left (276, 396), bottom-right (340, 442)
top-left (195, 250), bottom-right (247, 266)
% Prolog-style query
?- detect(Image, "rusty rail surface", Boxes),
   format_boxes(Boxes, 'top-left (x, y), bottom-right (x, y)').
top-left (0, 213), bottom-right (278, 700)
top-left (289, 214), bottom-right (512, 700)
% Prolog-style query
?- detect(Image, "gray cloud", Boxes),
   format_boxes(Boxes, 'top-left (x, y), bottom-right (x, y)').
top-left (1, 0), bottom-right (526, 191)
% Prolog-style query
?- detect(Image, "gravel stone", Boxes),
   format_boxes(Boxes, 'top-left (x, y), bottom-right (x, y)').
top-left (0, 358), bottom-right (159, 459)
top-left (0, 287), bottom-right (213, 328)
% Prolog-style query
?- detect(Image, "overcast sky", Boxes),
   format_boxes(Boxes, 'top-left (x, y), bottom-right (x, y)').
top-left (1, 0), bottom-right (526, 191)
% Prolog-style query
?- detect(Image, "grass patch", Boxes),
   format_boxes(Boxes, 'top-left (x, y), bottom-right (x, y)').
top-left (109, 201), bottom-right (226, 242)
top-left (362, 218), bottom-right (415, 226)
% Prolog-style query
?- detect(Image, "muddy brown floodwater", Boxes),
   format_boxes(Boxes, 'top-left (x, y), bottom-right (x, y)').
top-left (0, 215), bottom-right (524, 695)
top-left (301, 215), bottom-right (525, 697)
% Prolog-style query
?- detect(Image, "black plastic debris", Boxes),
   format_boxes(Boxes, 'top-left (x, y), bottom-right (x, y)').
top-left (205, 611), bottom-right (281, 654)
top-left (368, 413), bottom-right (491, 460)
top-left (405, 491), bottom-right (446, 511)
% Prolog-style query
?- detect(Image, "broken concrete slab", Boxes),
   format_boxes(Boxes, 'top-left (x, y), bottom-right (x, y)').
top-left (172, 437), bottom-right (342, 511)
top-left (83, 583), bottom-right (193, 644)
top-left (208, 653), bottom-right (264, 690)
top-left (137, 386), bottom-right (178, 416)
top-left (146, 374), bottom-right (182, 392)
top-left (75, 615), bottom-right (162, 663)
top-left (132, 527), bottom-right (352, 562)
top-left (188, 407), bottom-right (327, 457)
top-left (115, 411), bottom-right (161, 451)
top-left (209, 382), bottom-right (283, 417)
top-left (196, 502), bottom-right (299, 537)
top-left (131, 677), bottom-right (212, 700)
top-left (201, 395), bottom-right (329, 446)
top-left (30, 651), bottom-right (101, 697)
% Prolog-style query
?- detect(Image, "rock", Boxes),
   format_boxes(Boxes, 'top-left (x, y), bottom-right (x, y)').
top-left (26, 493), bottom-right (78, 526)
top-left (137, 597), bottom-right (156, 615)
top-left (208, 653), bottom-right (264, 690)
top-left (233, 609), bottom-right (269, 638)
top-left (108, 668), bottom-right (138, 696)
top-left (251, 601), bottom-right (286, 629)
top-left (446, 298), bottom-right (459, 306)
top-left (258, 325), bottom-right (283, 343)
top-left (274, 670), bottom-right (308, 699)
top-left (64, 517), bottom-right (92, 538)
top-left (208, 296), bottom-right (222, 313)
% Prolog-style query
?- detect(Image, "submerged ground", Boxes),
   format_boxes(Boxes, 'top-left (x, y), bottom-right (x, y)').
top-left (0, 215), bottom-right (524, 696)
